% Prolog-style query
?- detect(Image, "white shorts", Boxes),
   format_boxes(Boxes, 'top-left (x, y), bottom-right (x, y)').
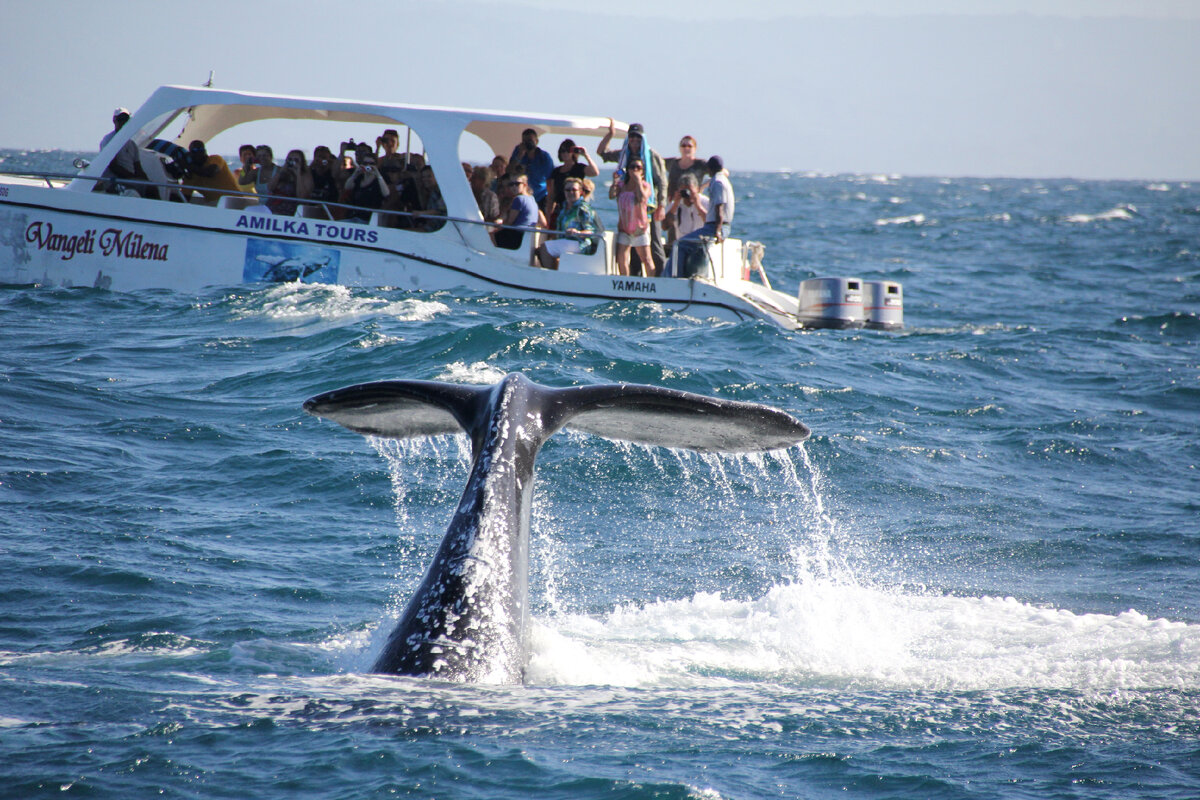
top-left (616, 229), bottom-right (650, 248)
top-left (544, 238), bottom-right (583, 258)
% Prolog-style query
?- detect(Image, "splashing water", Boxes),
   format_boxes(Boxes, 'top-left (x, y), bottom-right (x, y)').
top-left (352, 428), bottom-right (1200, 693)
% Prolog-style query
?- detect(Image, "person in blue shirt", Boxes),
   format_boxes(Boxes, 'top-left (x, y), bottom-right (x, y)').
top-left (509, 128), bottom-right (555, 205)
top-left (494, 173), bottom-right (545, 250)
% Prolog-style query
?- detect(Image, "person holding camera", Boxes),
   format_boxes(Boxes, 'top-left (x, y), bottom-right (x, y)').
top-left (266, 149), bottom-right (314, 216)
top-left (234, 145), bottom-right (258, 195)
top-left (664, 135), bottom-right (708, 246)
top-left (544, 139), bottom-right (599, 227)
top-left (668, 174), bottom-right (708, 239)
top-left (341, 153), bottom-right (390, 223)
top-left (309, 146), bottom-right (342, 208)
top-left (662, 174), bottom-right (708, 277)
top-left (376, 129), bottom-right (407, 185)
top-left (665, 155), bottom-right (735, 279)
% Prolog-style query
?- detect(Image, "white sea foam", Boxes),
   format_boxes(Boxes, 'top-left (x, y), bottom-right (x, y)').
top-left (436, 360), bottom-right (508, 384)
top-left (356, 423), bottom-right (1200, 694)
top-left (875, 213), bottom-right (927, 227)
top-left (232, 283), bottom-right (448, 323)
top-left (523, 582), bottom-right (1200, 691)
top-left (1064, 204), bottom-right (1137, 224)
top-left (523, 443), bottom-right (1200, 692)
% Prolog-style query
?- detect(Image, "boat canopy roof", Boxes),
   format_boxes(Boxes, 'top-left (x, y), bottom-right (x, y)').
top-left (127, 85), bottom-right (627, 156)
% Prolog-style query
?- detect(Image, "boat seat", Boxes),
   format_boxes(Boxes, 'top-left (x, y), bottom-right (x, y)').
top-left (220, 195), bottom-right (259, 210)
top-left (300, 203), bottom-right (331, 220)
top-left (137, 149), bottom-right (184, 202)
top-left (558, 231), bottom-right (612, 275)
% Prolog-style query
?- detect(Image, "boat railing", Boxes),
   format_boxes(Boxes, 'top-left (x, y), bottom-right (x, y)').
top-left (0, 167), bottom-right (609, 272)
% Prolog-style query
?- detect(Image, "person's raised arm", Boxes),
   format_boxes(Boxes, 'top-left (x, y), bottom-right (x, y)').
top-left (578, 148), bottom-right (600, 177)
top-left (596, 117), bottom-right (618, 161)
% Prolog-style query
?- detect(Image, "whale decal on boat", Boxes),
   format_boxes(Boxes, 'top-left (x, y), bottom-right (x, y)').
top-left (244, 239), bottom-right (339, 283)
top-left (303, 372), bottom-right (810, 683)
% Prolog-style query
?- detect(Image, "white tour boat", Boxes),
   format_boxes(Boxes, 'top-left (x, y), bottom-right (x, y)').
top-left (0, 85), bottom-right (902, 330)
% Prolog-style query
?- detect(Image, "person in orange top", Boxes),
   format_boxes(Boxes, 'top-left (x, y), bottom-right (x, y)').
top-left (182, 140), bottom-right (239, 203)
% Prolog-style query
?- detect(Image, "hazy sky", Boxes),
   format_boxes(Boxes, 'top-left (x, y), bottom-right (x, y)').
top-left (2, 0), bottom-right (1197, 179)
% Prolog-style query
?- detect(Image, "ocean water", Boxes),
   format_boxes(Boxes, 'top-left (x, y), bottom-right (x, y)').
top-left (1, 150), bottom-right (1199, 798)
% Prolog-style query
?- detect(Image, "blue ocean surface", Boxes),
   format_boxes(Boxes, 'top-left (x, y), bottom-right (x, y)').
top-left (1, 149), bottom-right (1199, 798)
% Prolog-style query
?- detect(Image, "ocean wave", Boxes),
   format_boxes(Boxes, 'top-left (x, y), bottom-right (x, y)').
top-left (874, 213), bottom-right (928, 227)
top-left (1116, 310), bottom-right (1200, 337)
top-left (1064, 204), bottom-right (1137, 223)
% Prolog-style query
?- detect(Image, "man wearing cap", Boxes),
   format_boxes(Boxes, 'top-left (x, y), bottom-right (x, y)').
top-left (97, 108), bottom-right (146, 193)
top-left (597, 119), bottom-right (668, 275)
top-left (667, 155), bottom-right (735, 279)
top-left (509, 129), bottom-right (555, 205)
top-left (181, 139), bottom-right (239, 203)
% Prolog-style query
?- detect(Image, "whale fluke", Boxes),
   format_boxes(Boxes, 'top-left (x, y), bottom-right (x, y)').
top-left (303, 373), bottom-right (809, 682)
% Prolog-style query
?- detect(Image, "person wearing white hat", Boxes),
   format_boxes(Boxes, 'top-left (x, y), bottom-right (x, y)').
top-left (97, 107), bottom-right (145, 194)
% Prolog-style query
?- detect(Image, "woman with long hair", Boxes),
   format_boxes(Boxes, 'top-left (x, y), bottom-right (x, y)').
top-left (615, 159), bottom-right (654, 277)
top-left (266, 149), bottom-right (313, 216)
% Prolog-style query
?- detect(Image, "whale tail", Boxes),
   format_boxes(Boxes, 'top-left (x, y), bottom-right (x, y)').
top-left (303, 374), bottom-right (809, 452)
top-left (303, 373), bottom-right (809, 682)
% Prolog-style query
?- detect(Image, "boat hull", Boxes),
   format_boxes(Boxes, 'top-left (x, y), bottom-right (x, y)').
top-left (0, 186), bottom-right (795, 328)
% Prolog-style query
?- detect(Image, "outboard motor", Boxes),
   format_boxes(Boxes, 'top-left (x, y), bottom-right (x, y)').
top-left (797, 277), bottom-right (865, 329)
top-left (864, 280), bottom-right (904, 330)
